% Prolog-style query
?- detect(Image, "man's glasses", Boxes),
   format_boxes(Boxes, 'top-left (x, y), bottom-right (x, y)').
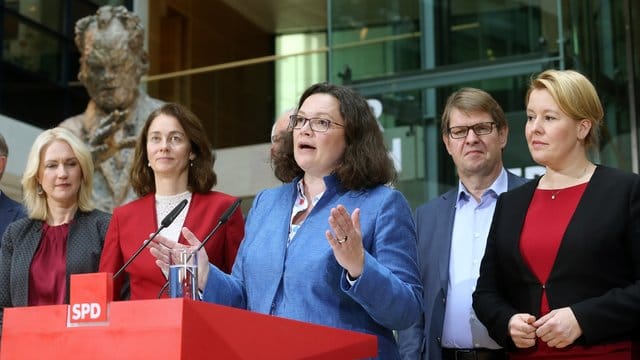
top-left (289, 115), bottom-right (344, 133)
top-left (447, 122), bottom-right (496, 139)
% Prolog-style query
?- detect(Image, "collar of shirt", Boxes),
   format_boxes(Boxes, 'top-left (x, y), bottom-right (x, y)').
top-left (456, 167), bottom-right (509, 206)
top-left (288, 179), bottom-right (324, 243)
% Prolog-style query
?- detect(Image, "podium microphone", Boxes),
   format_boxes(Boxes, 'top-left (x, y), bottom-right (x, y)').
top-left (113, 198), bottom-right (189, 279)
top-left (156, 198), bottom-right (241, 298)
top-left (196, 198), bottom-right (242, 252)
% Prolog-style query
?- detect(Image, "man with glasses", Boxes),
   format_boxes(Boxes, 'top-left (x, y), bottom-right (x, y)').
top-left (398, 87), bottom-right (527, 360)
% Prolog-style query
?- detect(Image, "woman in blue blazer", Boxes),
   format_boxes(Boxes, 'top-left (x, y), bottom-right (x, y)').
top-left (151, 83), bottom-right (423, 359)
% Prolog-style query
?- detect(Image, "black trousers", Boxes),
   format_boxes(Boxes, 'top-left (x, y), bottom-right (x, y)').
top-left (442, 348), bottom-right (507, 360)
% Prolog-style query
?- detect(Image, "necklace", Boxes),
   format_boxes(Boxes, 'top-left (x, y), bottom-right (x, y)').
top-left (549, 164), bottom-right (590, 200)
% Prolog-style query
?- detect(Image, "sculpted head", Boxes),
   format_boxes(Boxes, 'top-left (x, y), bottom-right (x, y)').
top-left (75, 6), bottom-right (148, 112)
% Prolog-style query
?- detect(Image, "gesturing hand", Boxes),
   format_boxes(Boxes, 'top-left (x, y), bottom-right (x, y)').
top-left (148, 227), bottom-right (211, 290)
top-left (325, 205), bottom-right (365, 279)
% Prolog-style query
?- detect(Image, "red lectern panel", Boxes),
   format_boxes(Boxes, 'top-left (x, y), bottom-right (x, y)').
top-left (1, 299), bottom-right (378, 359)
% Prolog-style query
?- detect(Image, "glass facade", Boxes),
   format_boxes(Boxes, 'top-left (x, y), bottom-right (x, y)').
top-left (0, 0), bottom-right (130, 127)
top-left (1, 0), bottom-right (639, 209)
top-left (315, 0), bottom-right (640, 208)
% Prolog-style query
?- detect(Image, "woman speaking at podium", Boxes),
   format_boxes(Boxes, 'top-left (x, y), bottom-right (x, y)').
top-left (150, 83), bottom-right (423, 359)
top-left (0, 128), bottom-right (111, 329)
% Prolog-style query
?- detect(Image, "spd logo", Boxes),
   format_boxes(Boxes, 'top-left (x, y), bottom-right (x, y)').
top-left (66, 273), bottom-right (112, 327)
top-left (70, 303), bottom-right (103, 321)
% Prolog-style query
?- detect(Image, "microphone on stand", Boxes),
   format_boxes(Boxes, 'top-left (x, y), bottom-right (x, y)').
top-left (157, 198), bottom-right (242, 298)
top-left (195, 198), bottom-right (242, 252)
top-left (113, 198), bottom-right (189, 280)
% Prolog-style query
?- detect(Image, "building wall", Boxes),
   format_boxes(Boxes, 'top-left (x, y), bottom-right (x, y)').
top-left (0, 115), bottom-right (41, 201)
top-left (147, 0), bottom-right (275, 150)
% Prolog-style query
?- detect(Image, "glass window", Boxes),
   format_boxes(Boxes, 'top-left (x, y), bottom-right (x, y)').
top-left (3, 12), bottom-right (62, 82)
top-left (438, 0), bottom-right (552, 65)
top-left (275, 33), bottom-right (327, 114)
top-left (328, 0), bottom-right (421, 83)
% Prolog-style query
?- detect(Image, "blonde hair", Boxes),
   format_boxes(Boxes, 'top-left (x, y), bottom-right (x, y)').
top-left (526, 69), bottom-right (604, 149)
top-left (22, 127), bottom-right (95, 220)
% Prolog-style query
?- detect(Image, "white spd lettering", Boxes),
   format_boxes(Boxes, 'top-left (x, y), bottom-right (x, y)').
top-left (70, 303), bottom-right (101, 320)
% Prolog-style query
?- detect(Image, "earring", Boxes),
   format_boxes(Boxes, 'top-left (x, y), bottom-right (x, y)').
top-left (190, 161), bottom-right (194, 167)
top-left (147, 162), bottom-right (151, 167)
top-left (36, 184), bottom-right (44, 196)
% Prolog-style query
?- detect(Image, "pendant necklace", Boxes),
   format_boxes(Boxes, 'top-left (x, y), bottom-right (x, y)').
top-left (550, 165), bottom-right (589, 200)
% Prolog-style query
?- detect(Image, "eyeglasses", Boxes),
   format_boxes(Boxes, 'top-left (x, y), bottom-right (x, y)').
top-left (447, 122), bottom-right (496, 139)
top-left (289, 115), bottom-right (344, 133)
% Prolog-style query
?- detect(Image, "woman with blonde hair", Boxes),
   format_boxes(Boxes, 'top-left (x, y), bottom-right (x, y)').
top-left (474, 69), bottom-right (640, 359)
top-left (0, 127), bottom-right (110, 330)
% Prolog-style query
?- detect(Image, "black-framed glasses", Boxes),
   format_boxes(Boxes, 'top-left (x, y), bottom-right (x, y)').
top-left (289, 115), bottom-right (344, 133)
top-left (447, 122), bottom-right (496, 139)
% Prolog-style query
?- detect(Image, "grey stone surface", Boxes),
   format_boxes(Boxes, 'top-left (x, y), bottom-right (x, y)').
top-left (60, 6), bottom-right (163, 212)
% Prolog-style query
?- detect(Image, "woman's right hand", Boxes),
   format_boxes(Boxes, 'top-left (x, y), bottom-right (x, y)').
top-left (148, 227), bottom-right (211, 291)
top-left (508, 313), bottom-right (538, 348)
top-left (179, 227), bottom-right (211, 290)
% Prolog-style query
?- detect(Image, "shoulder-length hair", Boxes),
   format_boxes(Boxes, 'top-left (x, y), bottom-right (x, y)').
top-left (273, 82), bottom-right (396, 189)
top-left (22, 127), bottom-right (94, 220)
top-left (526, 69), bottom-right (603, 149)
top-left (130, 103), bottom-right (216, 197)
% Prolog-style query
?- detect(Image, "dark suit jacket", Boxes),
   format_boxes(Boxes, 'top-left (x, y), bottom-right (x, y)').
top-left (0, 192), bottom-right (26, 240)
top-left (0, 209), bottom-right (111, 329)
top-left (398, 170), bottom-right (528, 360)
top-left (473, 165), bottom-right (640, 349)
top-left (99, 191), bottom-right (245, 300)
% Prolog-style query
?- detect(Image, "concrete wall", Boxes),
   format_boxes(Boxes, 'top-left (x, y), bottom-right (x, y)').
top-left (0, 115), bottom-right (41, 201)
top-left (215, 143), bottom-right (281, 198)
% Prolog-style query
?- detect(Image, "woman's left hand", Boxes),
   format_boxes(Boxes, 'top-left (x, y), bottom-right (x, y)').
top-left (325, 205), bottom-right (365, 279)
top-left (534, 307), bottom-right (582, 348)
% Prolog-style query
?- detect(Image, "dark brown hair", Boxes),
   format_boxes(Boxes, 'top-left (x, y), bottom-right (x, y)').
top-left (130, 103), bottom-right (216, 196)
top-left (273, 82), bottom-right (396, 189)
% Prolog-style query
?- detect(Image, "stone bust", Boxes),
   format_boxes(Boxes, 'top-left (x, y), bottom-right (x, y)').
top-left (60, 5), bottom-right (163, 212)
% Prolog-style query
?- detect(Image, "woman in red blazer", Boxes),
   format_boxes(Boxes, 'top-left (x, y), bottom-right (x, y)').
top-left (99, 103), bottom-right (244, 300)
top-left (473, 69), bottom-right (640, 359)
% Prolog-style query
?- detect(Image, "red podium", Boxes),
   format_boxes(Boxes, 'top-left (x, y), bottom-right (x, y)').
top-left (1, 274), bottom-right (378, 359)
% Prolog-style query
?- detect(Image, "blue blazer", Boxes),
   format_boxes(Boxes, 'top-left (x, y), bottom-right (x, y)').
top-left (397, 170), bottom-right (528, 360)
top-left (202, 175), bottom-right (423, 359)
top-left (0, 192), bottom-right (26, 241)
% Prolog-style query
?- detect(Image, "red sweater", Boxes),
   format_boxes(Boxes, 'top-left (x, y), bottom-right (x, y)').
top-left (517, 183), bottom-right (629, 359)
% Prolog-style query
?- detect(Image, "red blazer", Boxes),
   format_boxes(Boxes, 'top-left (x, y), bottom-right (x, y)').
top-left (99, 191), bottom-right (244, 300)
